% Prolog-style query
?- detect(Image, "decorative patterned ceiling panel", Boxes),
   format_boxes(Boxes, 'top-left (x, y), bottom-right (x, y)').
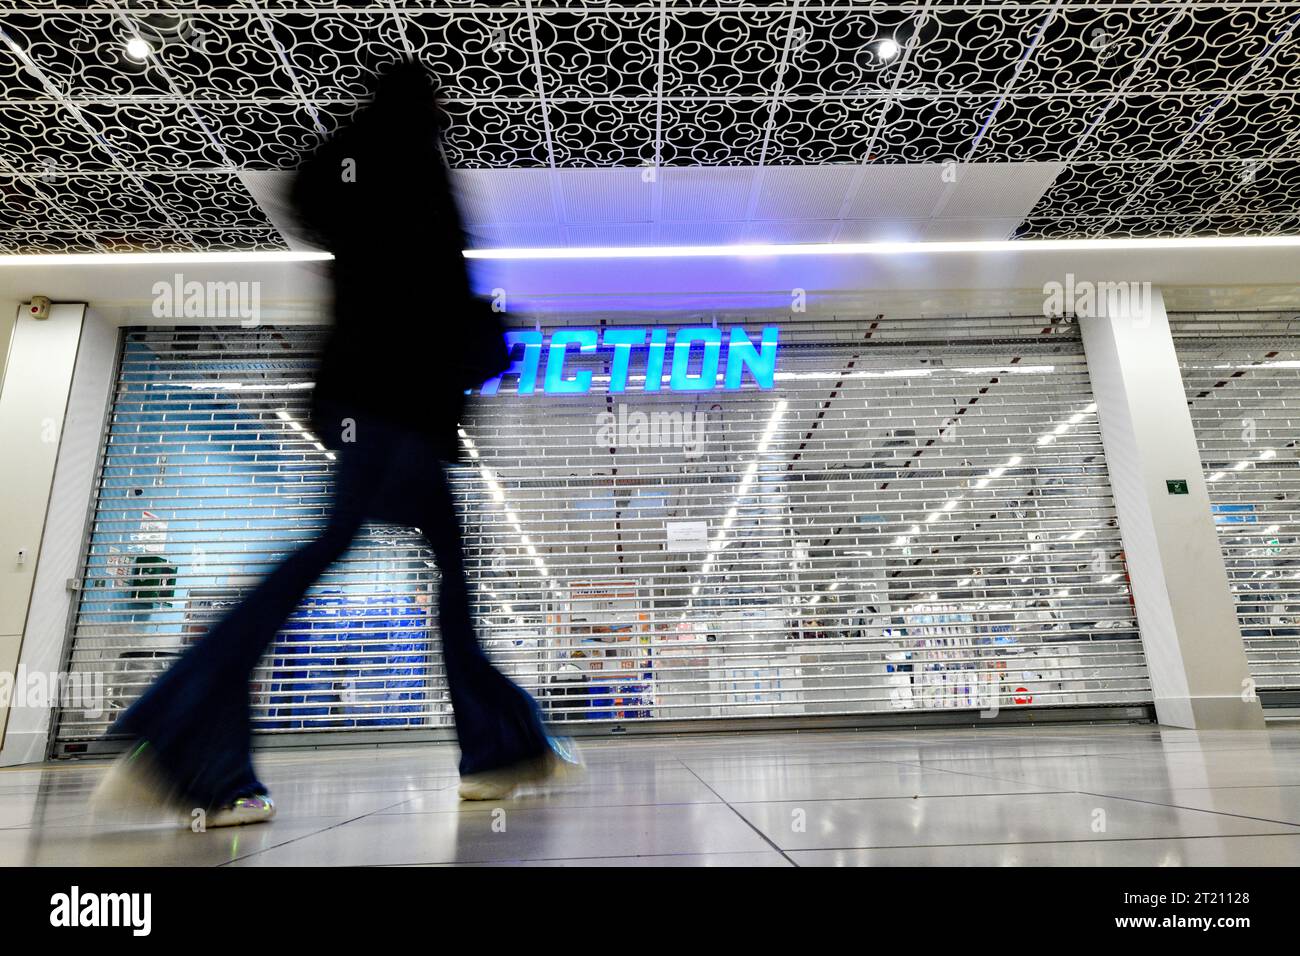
top-left (0, 1), bottom-right (1296, 253)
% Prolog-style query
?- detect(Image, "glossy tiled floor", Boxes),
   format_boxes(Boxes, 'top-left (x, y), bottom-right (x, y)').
top-left (4, 724), bottom-right (1300, 866)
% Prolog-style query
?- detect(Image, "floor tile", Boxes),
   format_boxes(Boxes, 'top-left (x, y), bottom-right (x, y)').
top-left (0, 816), bottom-right (352, 866)
top-left (733, 791), bottom-right (1300, 851)
top-left (415, 851), bottom-right (793, 867)
top-left (231, 803), bottom-right (773, 866)
top-left (379, 772), bottom-right (721, 812)
top-left (698, 762), bottom-right (1060, 802)
top-left (789, 834), bottom-right (1300, 866)
top-left (1102, 785), bottom-right (1300, 826)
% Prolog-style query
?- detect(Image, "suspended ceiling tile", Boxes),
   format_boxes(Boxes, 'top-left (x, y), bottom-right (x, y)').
top-left (939, 162), bottom-right (1066, 220)
top-left (556, 167), bottom-right (654, 224)
top-left (743, 219), bottom-right (839, 244)
top-left (456, 168), bottom-right (558, 226)
top-left (751, 165), bottom-right (859, 221)
top-left (563, 221), bottom-right (658, 247)
top-left (465, 223), bottom-right (568, 250)
top-left (650, 220), bottom-right (750, 246)
top-left (658, 166), bottom-right (756, 222)
top-left (921, 218), bottom-right (1021, 241)
top-left (845, 164), bottom-right (947, 220)
top-left (834, 219), bottom-right (930, 243)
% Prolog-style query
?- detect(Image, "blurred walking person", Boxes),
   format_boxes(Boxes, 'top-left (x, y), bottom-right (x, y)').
top-left (94, 61), bottom-right (578, 828)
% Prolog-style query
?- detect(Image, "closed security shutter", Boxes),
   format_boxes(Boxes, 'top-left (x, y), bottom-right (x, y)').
top-left (1174, 313), bottom-right (1300, 699)
top-left (54, 326), bottom-right (450, 747)
top-left (55, 318), bottom-right (1148, 750)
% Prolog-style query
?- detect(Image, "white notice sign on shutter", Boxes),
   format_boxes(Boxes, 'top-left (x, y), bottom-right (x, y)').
top-left (666, 520), bottom-right (709, 552)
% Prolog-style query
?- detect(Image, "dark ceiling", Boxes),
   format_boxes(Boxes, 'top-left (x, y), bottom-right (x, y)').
top-left (0, 1), bottom-right (1297, 253)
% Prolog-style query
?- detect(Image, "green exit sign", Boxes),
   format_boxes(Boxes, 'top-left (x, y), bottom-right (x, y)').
top-left (1166, 479), bottom-right (1189, 495)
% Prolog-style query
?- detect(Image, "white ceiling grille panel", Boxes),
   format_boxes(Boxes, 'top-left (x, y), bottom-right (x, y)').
top-left (3, 4), bottom-right (1295, 252)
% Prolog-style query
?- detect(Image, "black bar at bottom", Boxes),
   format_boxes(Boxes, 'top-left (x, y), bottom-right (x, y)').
top-left (0, 866), bottom-right (1281, 941)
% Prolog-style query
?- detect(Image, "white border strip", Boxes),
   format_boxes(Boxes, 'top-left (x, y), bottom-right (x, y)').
top-left (0, 251), bottom-right (333, 267)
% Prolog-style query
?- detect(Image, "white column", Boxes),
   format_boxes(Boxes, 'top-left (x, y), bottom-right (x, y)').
top-left (1080, 286), bottom-right (1265, 730)
top-left (1, 310), bottom-right (116, 764)
top-left (0, 302), bottom-right (86, 758)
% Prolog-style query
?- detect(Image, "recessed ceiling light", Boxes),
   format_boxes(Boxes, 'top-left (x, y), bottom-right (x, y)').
top-left (875, 38), bottom-right (900, 61)
top-left (124, 37), bottom-right (153, 62)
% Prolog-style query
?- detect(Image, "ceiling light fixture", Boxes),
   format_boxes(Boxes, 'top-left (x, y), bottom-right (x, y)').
top-left (875, 38), bottom-right (901, 61)
top-left (124, 37), bottom-right (153, 62)
top-left (463, 235), bottom-right (1300, 261)
top-left (7, 236), bottom-right (1300, 267)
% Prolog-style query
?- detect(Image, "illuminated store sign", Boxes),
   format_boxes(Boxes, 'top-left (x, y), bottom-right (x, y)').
top-left (480, 325), bottom-right (779, 395)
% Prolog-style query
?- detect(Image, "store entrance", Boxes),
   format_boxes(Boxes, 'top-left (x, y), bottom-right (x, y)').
top-left (53, 317), bottom-right (1152, 755)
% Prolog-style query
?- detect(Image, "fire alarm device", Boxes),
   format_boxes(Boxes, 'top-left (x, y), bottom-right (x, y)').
top-left (28, 295), bottom-right (51, 320)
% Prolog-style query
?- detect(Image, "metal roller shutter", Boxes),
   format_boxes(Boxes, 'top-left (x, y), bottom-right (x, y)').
top-left (1173, 313), bottom-right (1300, 702)
top-left (54, 317), bottom-right (1150, 751)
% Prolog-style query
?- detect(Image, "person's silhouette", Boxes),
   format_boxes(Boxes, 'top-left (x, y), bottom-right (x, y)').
top-left (94, 62), bottom-right (577, 827)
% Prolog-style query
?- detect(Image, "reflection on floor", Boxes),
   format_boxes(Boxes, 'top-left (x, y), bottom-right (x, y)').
top-left (4, 725), bottom-right (1300, 866)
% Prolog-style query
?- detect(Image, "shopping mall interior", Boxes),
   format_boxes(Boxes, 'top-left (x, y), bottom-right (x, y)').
top-left (2, 1), bottom-right (1300, 872)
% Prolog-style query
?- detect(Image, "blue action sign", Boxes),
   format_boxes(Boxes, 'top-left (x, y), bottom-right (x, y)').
top-left (479, 326), bottom-right (779, 395)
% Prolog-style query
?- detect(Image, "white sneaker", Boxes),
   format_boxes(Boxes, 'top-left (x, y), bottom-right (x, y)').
top-left (90, 743), bottom-right (181, 824)
top-left (458, 737), bottom-right (584, 801)
top-left (206, 794), bottom-right (276, 829)
top-left (547, 736), bottom-right (584, 780)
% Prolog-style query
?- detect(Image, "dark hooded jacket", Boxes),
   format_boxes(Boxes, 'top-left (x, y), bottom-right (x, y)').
top-left (291, 61), bottom-right (503, 461)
